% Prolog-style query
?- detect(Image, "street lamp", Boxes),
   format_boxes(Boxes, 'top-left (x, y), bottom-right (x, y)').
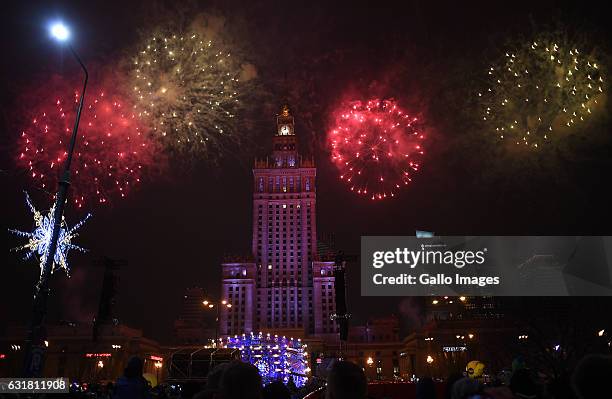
top-left (23, 20), bottom-right (88, 377)
top-left (50, 22), bottom-right (70, 41)
top-left (154, 361), bottom-right (163, 385)
top-left (203, 298), bottom-right (232, 345)
top-left (426, 355), bottom-right (434, 377)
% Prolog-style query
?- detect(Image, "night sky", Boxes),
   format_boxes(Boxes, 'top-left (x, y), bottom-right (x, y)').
top-left (1, 0), bottom-right (611, 342)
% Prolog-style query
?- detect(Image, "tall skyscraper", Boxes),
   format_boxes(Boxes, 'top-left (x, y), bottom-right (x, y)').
top-left (220, 105), bottom-right (337, 339)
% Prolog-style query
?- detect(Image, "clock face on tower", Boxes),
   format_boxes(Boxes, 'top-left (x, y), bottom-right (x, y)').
top-left (279, 124), bottom-right (292, 136)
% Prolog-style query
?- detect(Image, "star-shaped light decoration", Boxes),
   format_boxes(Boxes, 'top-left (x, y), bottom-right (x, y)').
top-left (9, 192), bottom-right (91, 279)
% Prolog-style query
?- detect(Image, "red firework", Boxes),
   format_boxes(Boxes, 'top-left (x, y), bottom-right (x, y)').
top-left (328, 99), bottom-right (425, 200)
top-left (17, 88), bottom-right (158, 208)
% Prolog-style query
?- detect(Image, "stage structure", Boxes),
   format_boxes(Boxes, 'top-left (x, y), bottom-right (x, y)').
top-left (222, 332), bottom-right (310, 387)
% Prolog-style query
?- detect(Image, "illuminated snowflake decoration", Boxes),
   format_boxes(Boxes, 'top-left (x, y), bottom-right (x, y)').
top-left (9, 192), bottom-right (90, 278)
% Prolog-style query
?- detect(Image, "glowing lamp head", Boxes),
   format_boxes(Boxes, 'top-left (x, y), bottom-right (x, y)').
top-left (50, 22), bottom-right (70, 42)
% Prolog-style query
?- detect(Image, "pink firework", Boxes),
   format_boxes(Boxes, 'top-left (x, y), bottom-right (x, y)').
top-left (328, 99), bottom-right (425, 200)
top-left (17, 88), bottom-right (159, 208)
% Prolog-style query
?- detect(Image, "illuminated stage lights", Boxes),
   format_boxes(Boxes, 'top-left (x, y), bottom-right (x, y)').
top-left (222, 332), bottom-right (309, 387)
top-left (17, 90), bottom-right (156, 208)
top-left (8, 192), bottom-right (90, 285)
top-left (131, 29), bottom-right (247, 157)
top-left (328, 99), bottom-right (425, 201)
top-left (478, 38), bottom-right (605, 148)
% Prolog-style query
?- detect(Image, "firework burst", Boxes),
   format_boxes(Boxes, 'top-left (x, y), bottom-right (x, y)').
top-left (478, 36), bottom-right (605, 148)
top-left (328, 99), bottom-right (425, 200)
top-left (17, 87), bottom-right (158, 208)
top-left (130, 25), bottom-right (253, 158)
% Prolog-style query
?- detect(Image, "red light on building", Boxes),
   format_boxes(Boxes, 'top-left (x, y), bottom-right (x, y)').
top-left (149, 355), bottom-right (163, 362)
top-left (0, 354), bottom-right (6, 359)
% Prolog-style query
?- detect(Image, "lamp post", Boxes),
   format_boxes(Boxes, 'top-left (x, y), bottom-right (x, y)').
top-left (154, 361), bottom-right (163, 385)
top-left (426, 355), bottom-right (434, 378)
top-left (23, 21), bottom-right (88, 377)
top-left (203, 299), bottom-right (232, 346)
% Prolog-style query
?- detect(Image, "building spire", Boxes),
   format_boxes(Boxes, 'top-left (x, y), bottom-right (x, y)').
top-left (280, 104), bottom-right (290, 117)
top-left (276, 103), bottom-right (295, 137)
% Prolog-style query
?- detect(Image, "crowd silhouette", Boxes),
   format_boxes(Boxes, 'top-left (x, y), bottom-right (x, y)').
top-left (59, 354), bottom-right (612, 399)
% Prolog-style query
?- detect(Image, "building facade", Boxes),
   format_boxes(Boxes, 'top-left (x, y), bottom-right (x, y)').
top-left (0, 323), bottom-right (165, 384)
top-left (399, 296), bottom-right (519, 379)
top-left (220, 105), bottom-right (337, 339)
top-left (174, 287), bottom-right (215, 344)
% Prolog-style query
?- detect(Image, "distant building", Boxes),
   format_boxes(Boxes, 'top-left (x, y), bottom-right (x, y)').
top-left (400, 296), bottom-right (517, 379)
top-left (425, 296), bottom-right (503, 322)
top-left (174, 287), bottom-right (214, 344)
top-left (416, 230), bottom-right (434, 238)
top-left (348, 316), bottom-right (401, 343)
top-left (0, 323), bottom-right (164, 383)
top-left (400, 317), bottom-right (520, 379)
top-left (310, 316), bottom-right (403, 381)
top-left (221, 257), bottom-right (256, 335)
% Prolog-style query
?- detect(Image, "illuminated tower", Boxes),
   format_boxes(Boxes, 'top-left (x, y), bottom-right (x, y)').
top-left (220, 105), bottom-right (337, 338)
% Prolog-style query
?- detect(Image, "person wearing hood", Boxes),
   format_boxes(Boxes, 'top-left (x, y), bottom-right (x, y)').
top-left (113, 356), bottom-right (152, 399)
